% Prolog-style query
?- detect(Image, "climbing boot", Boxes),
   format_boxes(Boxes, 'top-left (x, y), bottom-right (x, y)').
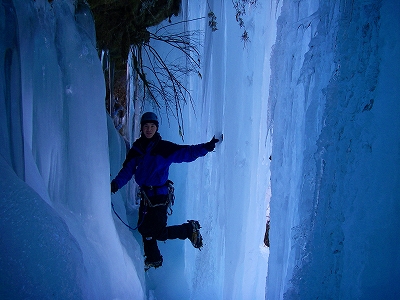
top-left (144, 256), bottom-right (163, 271)
top-left (187, 220), bottom-right (203, 249)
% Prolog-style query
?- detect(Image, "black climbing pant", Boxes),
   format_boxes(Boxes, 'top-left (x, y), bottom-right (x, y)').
top-left (138, 194), bottom-right (190, 262)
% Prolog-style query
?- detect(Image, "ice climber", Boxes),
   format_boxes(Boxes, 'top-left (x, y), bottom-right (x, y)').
top-left (111, 112), bottom-right (220, 271)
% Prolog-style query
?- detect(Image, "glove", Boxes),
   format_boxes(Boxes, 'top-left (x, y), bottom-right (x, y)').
top-left (111, 180), bottom-right (119, 194)
top-left (204, 136), bottom-right (219, 152)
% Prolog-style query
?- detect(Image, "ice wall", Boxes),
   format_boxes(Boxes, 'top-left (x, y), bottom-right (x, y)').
top-left (134, 0), bottom-right (276, 298)
top-left (160, 1), bottom-right (274, 299)
top-left (0, 0), bottom-right (144, 298)
top-left (268, 0), bottom-right (400, 298)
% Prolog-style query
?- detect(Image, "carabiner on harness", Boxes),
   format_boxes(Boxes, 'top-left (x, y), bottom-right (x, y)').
top-left (139, 180), bottom-right (175, 215)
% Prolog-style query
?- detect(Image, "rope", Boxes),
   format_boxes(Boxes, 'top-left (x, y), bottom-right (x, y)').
top-left (111, 202), bottom-right (145, 231)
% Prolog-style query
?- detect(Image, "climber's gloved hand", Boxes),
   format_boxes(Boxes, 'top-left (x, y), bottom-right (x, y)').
top-left (204, 136), bottom-right (220, 152)
top-left (111, 180), bottom-right (119, 194)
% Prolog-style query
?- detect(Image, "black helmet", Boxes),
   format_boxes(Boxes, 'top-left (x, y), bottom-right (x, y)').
top-left (141, 112), bottom-right (159, 127)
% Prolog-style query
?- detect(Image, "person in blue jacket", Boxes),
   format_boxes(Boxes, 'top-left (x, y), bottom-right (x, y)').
top-left (111, 112), bottom-right (219, 271)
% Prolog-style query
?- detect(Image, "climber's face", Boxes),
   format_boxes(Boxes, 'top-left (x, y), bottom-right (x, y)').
top-left (142, 122), bottom-right (157, 139)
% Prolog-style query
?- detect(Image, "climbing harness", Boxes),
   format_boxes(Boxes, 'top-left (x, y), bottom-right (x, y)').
top-left (140, 180), bottom-right (175, 215)
top-left (111, 180), bottom-right (175, 231)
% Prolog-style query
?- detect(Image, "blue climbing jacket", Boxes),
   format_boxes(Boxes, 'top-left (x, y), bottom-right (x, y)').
top-left (113, 133), bottom-right (209, 196)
